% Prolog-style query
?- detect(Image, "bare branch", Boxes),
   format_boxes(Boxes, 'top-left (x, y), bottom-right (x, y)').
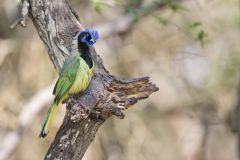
top-left (20, 0), bottom-right (30, 27)
top-left (14, 0), bottom-right (160, 159)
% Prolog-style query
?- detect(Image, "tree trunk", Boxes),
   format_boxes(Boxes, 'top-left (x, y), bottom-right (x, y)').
top-left (22, 0), bottom-right (158, 159)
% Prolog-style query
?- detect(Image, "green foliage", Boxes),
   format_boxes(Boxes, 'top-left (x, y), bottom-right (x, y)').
top-left (127, 0), bottom-right (142, 5)
top-left (90, 0), bottom-right (120, 13)
top-left (91, 0), bottom-right (210, 47)
top-left (152, 1), bottom-right (209, 47)
top-left (188, 21), bottom-right (209, 47)
top-left (189, 21), bottom-right (202, 29)
top-left (90, 0), bottom-right (104, 13)
top-left (208, 51), bottom-right (240, 89)
top-left (196, 29), bottom-right (208, 47)
top-left (167, 0), bottom-right (187, 12)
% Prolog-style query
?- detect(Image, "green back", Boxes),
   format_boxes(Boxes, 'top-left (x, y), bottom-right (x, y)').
top-left (53, 52), bottom-right (80, 103)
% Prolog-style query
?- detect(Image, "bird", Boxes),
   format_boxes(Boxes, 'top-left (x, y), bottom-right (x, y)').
top-left (39, 29), bottom-right (99, 138)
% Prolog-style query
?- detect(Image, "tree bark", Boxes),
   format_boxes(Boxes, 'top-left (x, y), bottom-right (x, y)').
top-left (24, 0), bottom-right (158, 159)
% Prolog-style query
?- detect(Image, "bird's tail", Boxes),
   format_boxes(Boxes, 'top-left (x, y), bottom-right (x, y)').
top-left (39, 102), bottom-right (58, 138)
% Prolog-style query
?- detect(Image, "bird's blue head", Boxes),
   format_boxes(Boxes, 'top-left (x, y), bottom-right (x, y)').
top-left (77, 29), bottom-right (99, 46)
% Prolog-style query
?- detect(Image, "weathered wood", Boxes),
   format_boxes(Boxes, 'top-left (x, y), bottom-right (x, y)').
top-left (24, 0), bottom-right (158, 159)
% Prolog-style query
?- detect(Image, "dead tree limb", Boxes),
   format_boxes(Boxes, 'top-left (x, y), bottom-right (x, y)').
top-left (21, 0), bottom-right (158, 159)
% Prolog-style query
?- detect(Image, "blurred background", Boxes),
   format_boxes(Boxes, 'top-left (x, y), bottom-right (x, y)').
top-left (0, 0), bottom-right (239, 160)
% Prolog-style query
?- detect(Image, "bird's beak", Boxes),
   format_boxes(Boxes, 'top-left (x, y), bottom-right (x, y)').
top-left (89, 39), bottom-right (96, 45)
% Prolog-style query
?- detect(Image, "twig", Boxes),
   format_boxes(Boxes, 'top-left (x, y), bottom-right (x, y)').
top-left (10, 0), bottom-right (29, 28)
top-left (20, 0), bottom-right (30, 27)
top-left (95, 0), bottom-right (182, 38)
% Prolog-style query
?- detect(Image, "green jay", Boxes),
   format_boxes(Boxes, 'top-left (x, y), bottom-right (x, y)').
top-left (39, 29), bottom-right (99, 138)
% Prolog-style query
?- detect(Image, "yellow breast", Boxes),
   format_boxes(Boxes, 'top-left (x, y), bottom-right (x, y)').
top-left (64, 58), bottom-right (94, 100)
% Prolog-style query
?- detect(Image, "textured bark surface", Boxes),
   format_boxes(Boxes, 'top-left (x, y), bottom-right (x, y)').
top-left (25, 0), bottom-right (158, 159)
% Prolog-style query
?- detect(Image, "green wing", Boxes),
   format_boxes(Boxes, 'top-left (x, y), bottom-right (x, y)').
top-left (53, 53), bottom-right (80, 103)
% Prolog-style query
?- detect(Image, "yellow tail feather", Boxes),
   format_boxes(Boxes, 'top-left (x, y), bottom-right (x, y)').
top-left (39, 102), bottom-right (58, 138)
